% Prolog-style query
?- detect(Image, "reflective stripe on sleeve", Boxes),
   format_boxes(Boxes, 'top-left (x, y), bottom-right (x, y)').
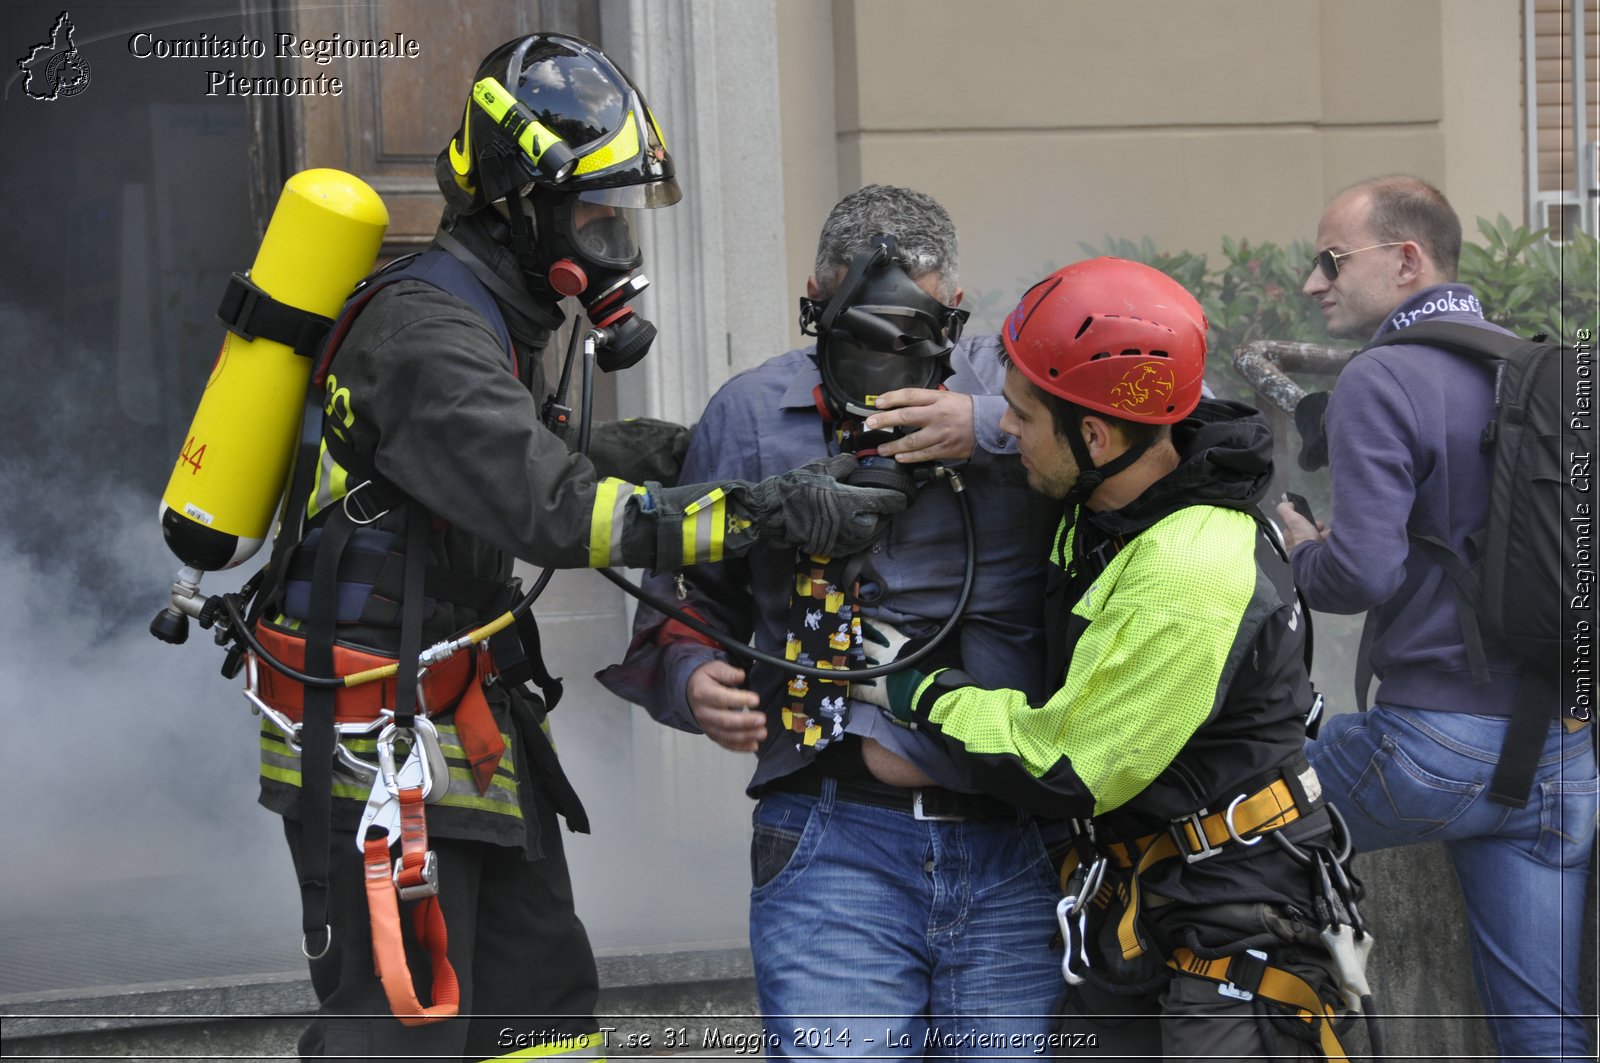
top-left (679, 487), bottom-right (727, 565)
top-left (589, 478), bottom-right (645, 567)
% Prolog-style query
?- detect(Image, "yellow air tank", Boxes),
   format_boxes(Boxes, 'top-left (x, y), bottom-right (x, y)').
top-left (158, 169), bottom-right (388, 571)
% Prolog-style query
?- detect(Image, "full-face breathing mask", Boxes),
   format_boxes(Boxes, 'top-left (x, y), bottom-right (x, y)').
top-left (800, 234), bottom-right (968, 498)
top-left (503, 189), bottom-right (657, 372)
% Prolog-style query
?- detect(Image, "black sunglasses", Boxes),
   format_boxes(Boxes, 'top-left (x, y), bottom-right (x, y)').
top-left (1310, 242), bottom-right (1404, 280)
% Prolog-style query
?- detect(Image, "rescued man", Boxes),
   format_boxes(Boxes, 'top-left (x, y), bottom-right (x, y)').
top-left (600, 184), bottom-right (1063, 1057)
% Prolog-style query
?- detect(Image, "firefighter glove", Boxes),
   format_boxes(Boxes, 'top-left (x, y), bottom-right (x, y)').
top-left (741, 454), bottom-right (907, 558)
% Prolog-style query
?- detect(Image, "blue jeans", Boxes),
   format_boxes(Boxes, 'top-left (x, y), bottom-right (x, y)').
top-left (1307, 705), bottom-right (1597, 1063)
top-left (748, 780), bottom-right (1062, 1059)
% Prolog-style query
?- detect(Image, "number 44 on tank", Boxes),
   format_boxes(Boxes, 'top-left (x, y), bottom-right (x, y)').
top-left (178, 435), bottom-right (206, 474)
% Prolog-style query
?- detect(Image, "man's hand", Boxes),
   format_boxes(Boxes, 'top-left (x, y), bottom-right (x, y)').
top-left (1275, 500), bottom-right (1328, 552)
top-left (686, 660), bottom-right (767, 752)
top-left (863, 388), bottom-right (975, 463)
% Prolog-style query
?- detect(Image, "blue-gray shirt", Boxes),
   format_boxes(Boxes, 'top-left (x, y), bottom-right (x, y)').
top-left (600, 333), bottom-right (1052, 792)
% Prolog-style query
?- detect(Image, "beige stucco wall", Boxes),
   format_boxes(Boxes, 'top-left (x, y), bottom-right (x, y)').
top-left (777, 0), bottom-right (1526, 341)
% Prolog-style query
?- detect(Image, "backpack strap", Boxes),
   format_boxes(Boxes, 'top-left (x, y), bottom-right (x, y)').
top-left (1358, 322), bottom-right (1555, 806)
top-left (1364, 320), bottom-right (1531, 363)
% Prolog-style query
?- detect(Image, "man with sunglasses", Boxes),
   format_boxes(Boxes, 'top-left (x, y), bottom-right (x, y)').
top-left (1278, 175), bottom-right (1596, 1063)
top-left (601, 185), bottom-right (1062, 1057)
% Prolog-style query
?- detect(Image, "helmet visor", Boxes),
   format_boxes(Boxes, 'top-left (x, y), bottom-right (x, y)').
top-left (575, 178), bottom-right (682, 209)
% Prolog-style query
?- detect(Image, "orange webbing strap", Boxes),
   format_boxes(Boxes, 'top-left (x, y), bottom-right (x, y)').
top-left (361, 788), bottom-right (460, 1026)
top-left (1168, 946), bottom-right (1349, 1062)
top-left (454, 650), bottom-right (508, 795)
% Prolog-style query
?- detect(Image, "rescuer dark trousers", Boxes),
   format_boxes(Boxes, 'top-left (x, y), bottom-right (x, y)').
top-left (281, 798), bottom-right (600, 1062)
top-left (1052, 901), bottom-right (1348, 1062)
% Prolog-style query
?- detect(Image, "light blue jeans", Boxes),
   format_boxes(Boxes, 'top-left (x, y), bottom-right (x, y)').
top-left (748, 780), bottom-right (1062, 1059)
top-left (1307, 705), bottom-right (1597, 1063)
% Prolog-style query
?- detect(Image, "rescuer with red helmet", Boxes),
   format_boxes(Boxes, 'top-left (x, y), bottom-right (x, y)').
top-left (855, 259), bottom-right (1369, 1059)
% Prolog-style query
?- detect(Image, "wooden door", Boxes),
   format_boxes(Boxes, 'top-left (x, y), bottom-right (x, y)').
top-left (244, 0), bottom-right (600, 253)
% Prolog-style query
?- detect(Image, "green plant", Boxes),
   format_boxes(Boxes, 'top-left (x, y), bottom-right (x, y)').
top-left (1457, 214), bottom-right (1557, 332)
top-left (1082, 219), bottom-right (1597, 399)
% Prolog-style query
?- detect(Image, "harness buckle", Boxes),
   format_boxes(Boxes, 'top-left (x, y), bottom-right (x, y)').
top-left (1172, 810), bottom-right (1226, 863)
top-left (394, 849), bottom-right (439, 901)
top-left (1216, 948), bottom-right (1268, 1002)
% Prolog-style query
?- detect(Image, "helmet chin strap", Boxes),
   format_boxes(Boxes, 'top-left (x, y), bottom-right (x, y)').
top-left (502, 192), bottom-right (550, 290)
top-left (1062, 408), bottom-right (1152, 507)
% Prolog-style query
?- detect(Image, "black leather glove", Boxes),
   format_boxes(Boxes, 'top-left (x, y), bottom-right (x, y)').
top-left (630, 454), bottom-right (909, 571)
top-left (738, 454), bottom-right (908, 558)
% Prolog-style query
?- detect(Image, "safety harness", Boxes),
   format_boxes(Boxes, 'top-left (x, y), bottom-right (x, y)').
top-left (1053, 767), bottom-right (1367, 1062)
top-left (238, 249), bottom-right (582, 1025)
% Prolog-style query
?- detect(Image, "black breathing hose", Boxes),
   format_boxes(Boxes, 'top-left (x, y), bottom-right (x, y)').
top-left (598, 469), bottom-right (977, 681)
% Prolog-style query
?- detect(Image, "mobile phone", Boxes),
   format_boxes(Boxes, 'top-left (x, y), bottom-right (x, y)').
top-left (1281, 491), bottom-right (1316, 524)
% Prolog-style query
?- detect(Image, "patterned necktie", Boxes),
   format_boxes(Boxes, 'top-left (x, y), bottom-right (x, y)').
top-left (780, 551), bottom-right (863, 755)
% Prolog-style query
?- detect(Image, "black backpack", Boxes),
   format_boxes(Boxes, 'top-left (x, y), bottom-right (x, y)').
top-left (1360, 321), bottom-right (1591, 806)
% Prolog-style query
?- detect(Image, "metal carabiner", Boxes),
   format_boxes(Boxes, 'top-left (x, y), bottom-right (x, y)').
top-left (376, 719), bottom-right (450, 804)
top-left (410, 715), bottom-right (450, 804)
top-left (1054, 856), bottom-right (1106, 986)
top-left (1055, 895), bottom-right (1090, 986)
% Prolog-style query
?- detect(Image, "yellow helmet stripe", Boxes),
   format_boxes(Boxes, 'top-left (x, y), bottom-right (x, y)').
top-left (573, 106), bottom-right (643, 176)
top-left (447, 100), bottom-right (474, 178)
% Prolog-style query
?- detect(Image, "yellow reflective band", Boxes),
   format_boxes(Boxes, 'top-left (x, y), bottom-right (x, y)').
top-left (574, 108), bottom-right (642, 176)
top-left (679, 488), bottom-right (727, 565)
top-left (306, 440), bottom-right (349, 521)
top-left (470, 76), bottom-right (567, 167)
top-left (589, 478), bottom-right (645, 567)
top-left (589, 478), bottom-right (623, 567)
top-left (488, 1030), bottom-right (606, 1059)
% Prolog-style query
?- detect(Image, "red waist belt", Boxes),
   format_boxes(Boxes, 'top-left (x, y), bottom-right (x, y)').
top-left (253, 621), bottom-right (507, 796)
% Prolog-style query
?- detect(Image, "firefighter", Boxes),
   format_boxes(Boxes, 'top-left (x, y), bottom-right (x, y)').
top-left (253, 34), bottom-right (906, 1060)
top-left (854, 259), bottom-right (1363, 1060)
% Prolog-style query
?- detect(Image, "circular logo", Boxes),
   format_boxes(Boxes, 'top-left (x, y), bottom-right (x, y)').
top-left (45, 50), bottom-right (91, 98)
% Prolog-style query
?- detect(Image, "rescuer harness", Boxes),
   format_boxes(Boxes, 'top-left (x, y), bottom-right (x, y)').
top-left (1052, 766), bottom-right (1375, 1062)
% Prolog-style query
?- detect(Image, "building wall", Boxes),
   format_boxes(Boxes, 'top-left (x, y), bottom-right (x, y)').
top-left (776, 0), bottom-right (1525, 341)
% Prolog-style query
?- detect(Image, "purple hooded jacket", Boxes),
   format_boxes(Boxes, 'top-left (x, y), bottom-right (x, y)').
top-left (1290, 284), bottom-right (1524, 715)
